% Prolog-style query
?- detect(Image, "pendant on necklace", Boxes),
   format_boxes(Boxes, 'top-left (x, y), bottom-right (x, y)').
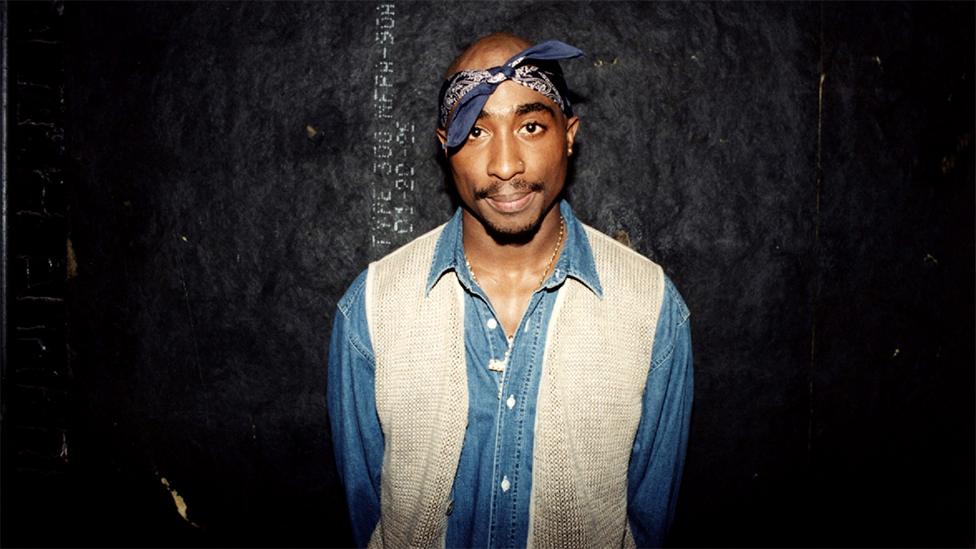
top-left (488, 335), bottom-right (515, 373)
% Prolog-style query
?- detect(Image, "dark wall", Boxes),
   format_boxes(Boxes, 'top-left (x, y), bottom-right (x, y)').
top-left (1, 2), bottom-right (74, 547)
top-left (810, 5), bottom-right (974, 547)
top-left (3, 1), bottom-right (973, 547)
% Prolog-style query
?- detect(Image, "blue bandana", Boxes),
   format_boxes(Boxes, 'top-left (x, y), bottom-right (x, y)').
top-left (438, 40), bottom-right (584, 151)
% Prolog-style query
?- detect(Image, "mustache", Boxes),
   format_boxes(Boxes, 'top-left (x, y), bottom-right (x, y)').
top-left (473, 179), bottom-right (545, 200)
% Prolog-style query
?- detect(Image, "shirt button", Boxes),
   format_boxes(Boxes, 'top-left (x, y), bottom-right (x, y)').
top-left (507, 395), bottom-right (516, 409)
top-left (501, 476), bottom-right (510, 492)
top-left (486, 318), bottom-right (498, 330)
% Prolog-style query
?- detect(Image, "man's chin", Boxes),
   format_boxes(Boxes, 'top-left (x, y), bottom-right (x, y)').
top-left (480, 213), bottom-right (544, 245)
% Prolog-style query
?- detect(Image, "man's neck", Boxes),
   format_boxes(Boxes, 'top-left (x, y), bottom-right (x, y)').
top-left (461, 204), bottom-right (565, 337)
top-left (461, 205), bottom-right (565, 286)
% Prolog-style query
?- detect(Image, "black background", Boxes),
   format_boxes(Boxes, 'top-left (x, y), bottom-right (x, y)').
top-left (3, 2), bottom-right (973, 547)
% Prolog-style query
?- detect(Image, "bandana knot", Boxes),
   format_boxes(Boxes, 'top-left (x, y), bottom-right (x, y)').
top-left (486, 67), bottom-right (513, 84)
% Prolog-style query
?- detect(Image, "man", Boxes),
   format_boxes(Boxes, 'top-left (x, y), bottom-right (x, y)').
top-left (328, 32), bottom-right (693, 548)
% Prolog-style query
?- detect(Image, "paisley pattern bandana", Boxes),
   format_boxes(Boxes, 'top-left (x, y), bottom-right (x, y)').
top-left (438, 40), bottom-right (584, 150)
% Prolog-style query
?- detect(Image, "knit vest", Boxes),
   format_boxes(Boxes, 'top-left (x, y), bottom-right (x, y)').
top-left (364, 222), bottom-right (664, 549)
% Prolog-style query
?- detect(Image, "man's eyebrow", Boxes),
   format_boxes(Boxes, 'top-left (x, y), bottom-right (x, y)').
top-left (515, 102), bottom-right (555, 118)
top-left (477, 102), bottom-right (556, 121)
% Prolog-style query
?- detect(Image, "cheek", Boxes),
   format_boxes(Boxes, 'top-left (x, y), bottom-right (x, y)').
top-left (538, 146), bottom-right (567, 176)
top-left (449, 159), bottom-right (482, 195)
top-left (451, 160), bottom-right (474, 179)
top-left (448, 154), bottom-right (468, 175)
top-left (537, 133), bottom-right (567, 162)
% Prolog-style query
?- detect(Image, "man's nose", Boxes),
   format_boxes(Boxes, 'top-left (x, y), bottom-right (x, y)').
top-left (486, 133), bottom-right (525, 181)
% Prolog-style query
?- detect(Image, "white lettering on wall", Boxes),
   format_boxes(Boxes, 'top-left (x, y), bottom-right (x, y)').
top-left (370, 2), bottom-right (415, 251)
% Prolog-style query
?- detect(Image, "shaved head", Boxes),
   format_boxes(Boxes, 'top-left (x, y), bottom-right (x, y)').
top-left (445, 32), bottom-right (533, 77)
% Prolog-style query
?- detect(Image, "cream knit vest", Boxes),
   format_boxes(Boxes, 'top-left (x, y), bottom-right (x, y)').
top-left (364, 222), bottom-right (664, 549)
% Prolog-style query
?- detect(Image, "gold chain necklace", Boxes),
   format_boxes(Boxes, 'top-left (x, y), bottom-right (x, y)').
top-left (465, 216), bottom-right (565, 291)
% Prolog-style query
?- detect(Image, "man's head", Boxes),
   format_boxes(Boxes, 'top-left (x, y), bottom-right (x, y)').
top-left (436, 33), bottom-right (581, 241)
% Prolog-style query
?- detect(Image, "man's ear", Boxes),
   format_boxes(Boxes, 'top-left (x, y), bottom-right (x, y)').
top-left (435, 127), bottom-right (448, 150)
top-left (565, 116), bottom-right (580, 156)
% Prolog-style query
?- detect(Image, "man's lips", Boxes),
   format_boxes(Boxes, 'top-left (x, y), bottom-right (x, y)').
top-left (484, 192), bottom-right (534, 213)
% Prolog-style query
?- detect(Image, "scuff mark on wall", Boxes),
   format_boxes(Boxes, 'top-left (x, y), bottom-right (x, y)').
top-left (159, 476), bottom-right (200, 528)
top-left (66, 238), bottom-right (77, 280)
top-left (59, 431), bottom-right (68, 463)
top-left (612, 229), bottom-right (633, 249)
top-left (808, 1), bottom-right (828, 463)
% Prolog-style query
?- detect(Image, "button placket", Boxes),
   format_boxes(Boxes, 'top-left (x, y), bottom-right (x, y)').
top-left (490, 288), bottom-right (556, 542)
top-left (478, 302), bottom-right (507, 374)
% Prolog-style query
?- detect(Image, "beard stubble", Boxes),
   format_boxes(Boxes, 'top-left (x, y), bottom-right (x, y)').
top-left (471, 179), bottom-right (551, 244)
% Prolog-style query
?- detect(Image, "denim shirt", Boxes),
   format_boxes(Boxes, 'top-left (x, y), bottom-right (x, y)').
top-left (327, 201), bottom-right (693, 548)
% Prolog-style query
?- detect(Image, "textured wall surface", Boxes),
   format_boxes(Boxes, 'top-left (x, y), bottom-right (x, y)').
top-left (2, 1), bottom-right (972, 547)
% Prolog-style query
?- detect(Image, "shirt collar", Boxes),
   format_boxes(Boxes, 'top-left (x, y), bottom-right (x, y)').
top-left (425, 200), bottom-right (604, 299)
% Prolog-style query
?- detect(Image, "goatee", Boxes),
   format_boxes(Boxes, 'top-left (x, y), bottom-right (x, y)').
top-left (471, 179), bottom-right (551, 245)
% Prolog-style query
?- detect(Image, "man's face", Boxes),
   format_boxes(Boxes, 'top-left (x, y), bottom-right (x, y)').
top-left (439, 81), bottom-right (579, 239)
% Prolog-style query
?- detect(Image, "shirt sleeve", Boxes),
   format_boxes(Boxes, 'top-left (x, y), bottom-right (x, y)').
top-left (326, 269), bottom-right (385, 547)
top-left (626, 275), bottom-right (694, 548)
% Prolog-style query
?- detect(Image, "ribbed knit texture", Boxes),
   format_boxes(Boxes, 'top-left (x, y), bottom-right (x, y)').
top-left (366, 223), bottom-right (664, 549)
top-left (527, 226), bottom-right (662, 549)
top-left (366, 224), bottom-right (468, 549)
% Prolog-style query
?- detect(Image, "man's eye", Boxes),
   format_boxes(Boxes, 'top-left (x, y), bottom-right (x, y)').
top-left (522, 122), bottom-right (543, 134)
top-left (469, 127), bottom-right (483, 139)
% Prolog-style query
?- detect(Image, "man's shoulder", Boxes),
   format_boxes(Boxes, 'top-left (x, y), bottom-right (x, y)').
top-left (580, 223), bottom-right (663, 276)
top-left (337, 268), bottom-right (370, 318)
top-left (369, 223), bottom-right (448, 272)
top-left (340, 222), bottom-right (453, 322)
top-left (661, 275), bottom-right (691, 326)
top-left (577, 222), bottom-right (691, 323)
top-left (336, 224), bottom-right (446, 318)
